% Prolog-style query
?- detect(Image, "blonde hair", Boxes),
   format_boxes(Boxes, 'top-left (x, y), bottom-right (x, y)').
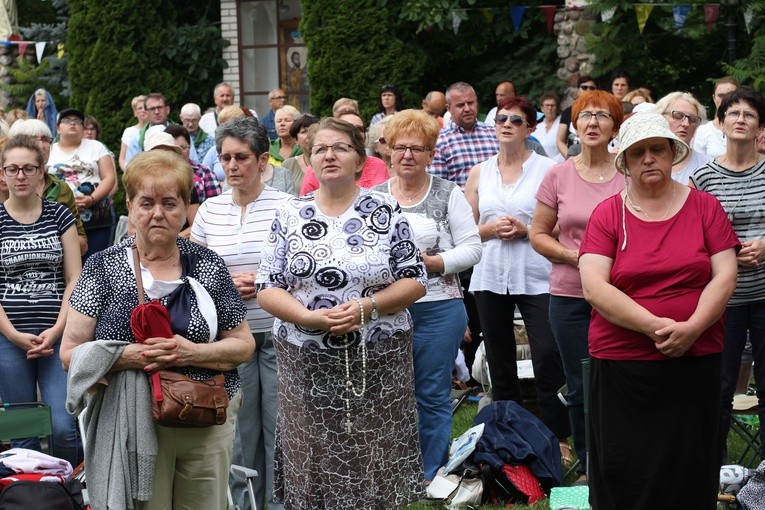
top-left (123, 150), bottom-right (193, 204)
top-left (384, 109), bottom-right (439, 149)
top-left (217, 105), bottom-right (247, 124)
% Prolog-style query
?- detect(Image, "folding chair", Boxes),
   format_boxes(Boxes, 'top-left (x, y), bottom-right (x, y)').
top-left (227, 464), bottom-right (260, 510)
top-left (0, 402), bottom-right (53, 454)
top-left (730, 394), bottom-right (761, 467)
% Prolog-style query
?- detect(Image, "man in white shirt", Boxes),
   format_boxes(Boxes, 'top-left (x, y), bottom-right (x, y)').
top-left (199, 82), bottom-right (258, 136)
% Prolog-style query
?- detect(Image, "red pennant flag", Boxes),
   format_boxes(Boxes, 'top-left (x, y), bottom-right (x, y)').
top-left (704, 4), bottom-right (720, 33)
top-left (541, 5), bottom-right (556, 34)
top-left (17, 42), bottom-right (27, 56)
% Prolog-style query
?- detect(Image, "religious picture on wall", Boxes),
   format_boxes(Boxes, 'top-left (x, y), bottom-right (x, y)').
top-left (280, 20), bottom-right (310, 113)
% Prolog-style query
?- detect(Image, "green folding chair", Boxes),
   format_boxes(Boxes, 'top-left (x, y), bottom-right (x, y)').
top-left (0, 402), bottom-right (53, 454)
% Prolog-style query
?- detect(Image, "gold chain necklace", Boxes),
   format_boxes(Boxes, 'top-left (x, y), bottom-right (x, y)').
top-left (396, 176), bottom-right (428, 203)
top-left (626, 184), bottom-right (676, 221)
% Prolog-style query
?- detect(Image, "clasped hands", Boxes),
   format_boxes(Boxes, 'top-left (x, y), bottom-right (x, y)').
top-left (649, 317), bottom-right (700, 358)
top-left (737, 239), bottom-right (765, 268)
top-left (303, 301), bottom-right (363, 336)
top-left (128, 334), bottom-right (198, 372)
top-left (493, 215), bottom-right (528, 241)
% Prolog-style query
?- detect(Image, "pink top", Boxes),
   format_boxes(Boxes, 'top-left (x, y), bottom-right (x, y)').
top-left (580, 189), bottom-right (739, 361)
top-left (299, 155), bottom-right (390, 195)
top-left (535, 159), bottom-right (624, 297)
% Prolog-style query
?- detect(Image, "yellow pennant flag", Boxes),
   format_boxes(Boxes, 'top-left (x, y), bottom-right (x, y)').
top-left (480, 8), bottom-right (494, 24)
top-left (634, 4), bottom-right (654, 35)
top-left (57, 43), bottom-right (64, 59)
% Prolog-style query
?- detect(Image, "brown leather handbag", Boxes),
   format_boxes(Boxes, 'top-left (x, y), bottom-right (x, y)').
top-left (131, 244), bottom-right (229, 428)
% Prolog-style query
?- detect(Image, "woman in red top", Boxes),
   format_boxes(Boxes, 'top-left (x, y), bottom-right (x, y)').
top-left (579, 113), bottom-right (739, 509)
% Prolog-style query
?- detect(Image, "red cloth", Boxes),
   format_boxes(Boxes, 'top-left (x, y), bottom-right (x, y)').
top-left (0, 473), bottom-right (66, 488)
top-left (299, 155), bottom-right (390, 195)
top-left (130, 300), bottom-right (174, 401)
top-left (579, 189), bottom-right (739, 360)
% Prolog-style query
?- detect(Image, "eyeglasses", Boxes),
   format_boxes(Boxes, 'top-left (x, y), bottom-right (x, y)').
top-left (35, 136), bottom-right (52, 144)
top-left (2, 164), bottom-right (39, 176)
top-left (391, 145), bottom-right (430, 155)
top-left (725, 110), bottom-right (759, 123)
top-left (146, 105), bottom-right (167, 112)
top-left (580, 85), bottom-right (597, 91)
top-left (60, 118), bottom-right (82, 125)
top-left (311, 142), bottom-right (355, 156)
top-left (495, 114), bottom-right (526, 127)
top-left (666, 110), bottom-right (701, 126)
top-left (578, 111), bottom-right (613, 122)
top-left (219, 152), bottom-right (255, 164)
top-left (271, 95), bottom-right (287, 100)
top-left (84, 126), bottom-right (97, 132)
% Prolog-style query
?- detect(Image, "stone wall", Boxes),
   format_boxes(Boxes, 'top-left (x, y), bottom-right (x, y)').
top-left (554, 7), bottom-right (597, 109)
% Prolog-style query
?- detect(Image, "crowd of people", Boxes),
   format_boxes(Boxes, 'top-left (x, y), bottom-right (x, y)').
top-left (0, 72), bottom-right (761, 510)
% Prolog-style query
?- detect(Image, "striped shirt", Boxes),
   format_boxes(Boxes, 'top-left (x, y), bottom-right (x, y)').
top-left (191, 186), bottom-right (291, 333)
top-left (0, 200), bottom-right (76, 330)
top-left (691, 158), bottom-right (765, 305)
top-left (428, 121), bottom-right (499, 189)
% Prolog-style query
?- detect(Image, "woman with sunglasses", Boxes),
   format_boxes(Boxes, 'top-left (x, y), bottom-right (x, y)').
top-left (530, 90), bottom-right (624, 484)
top-left (653, 92), bottom-right (712, 184)
top-left (465, 96), bottom-right (570, 467)
top-left (0, 135), bottom-right (81, 466)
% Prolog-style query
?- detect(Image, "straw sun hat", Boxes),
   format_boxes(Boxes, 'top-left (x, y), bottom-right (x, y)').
top-left (614, 112), bottom-right (690, 174)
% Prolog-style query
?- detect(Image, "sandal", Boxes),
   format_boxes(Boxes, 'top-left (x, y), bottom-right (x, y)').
top-left (559, 441), bottom-right (575, 468)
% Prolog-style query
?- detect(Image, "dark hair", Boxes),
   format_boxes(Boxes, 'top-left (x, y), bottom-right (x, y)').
top-left (164, 124), bottom-right (191, 145)
top-left (610, 69), bottom-right (631, 88)
top-left (1, 134), bottom-right (45, 168)
top-left (717, 86), bottom-right (765, 127)
top-left (215, 116), bottom-right (269, 156)
top-left (498, 96), bottom-right (539, 130)
top-left (378, 84), bottom-right (404, 113)
top-left (538, 92), bottom-right (559, 107)
top-left (577, 75), bottom-right (597, 87)
top-left (83, 115), bottom-right (101, 139)
top-left (289, 113), bottom-right (319, 139)
top-left (144, 92), bottom-right (167, 107)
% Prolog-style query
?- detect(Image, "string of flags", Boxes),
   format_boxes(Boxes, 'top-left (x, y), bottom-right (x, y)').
top-left (449, 3), bottom-right (756, 36)
top-left (0, 34), bottom-right (65, 64)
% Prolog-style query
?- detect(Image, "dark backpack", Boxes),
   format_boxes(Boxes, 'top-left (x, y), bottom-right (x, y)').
top-left (0, 479), bottom-right (87, 510)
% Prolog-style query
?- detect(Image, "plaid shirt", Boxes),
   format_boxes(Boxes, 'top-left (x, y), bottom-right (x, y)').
top-left (428, 121), bottom-right (498, 189)
top-left (193, 130), bottom-right (216, 162)
top-left (191, 161), bottom-right (222, 201)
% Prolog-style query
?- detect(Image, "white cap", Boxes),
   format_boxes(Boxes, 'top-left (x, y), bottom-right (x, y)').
top-left (144, 129), bottom-right (182, 155)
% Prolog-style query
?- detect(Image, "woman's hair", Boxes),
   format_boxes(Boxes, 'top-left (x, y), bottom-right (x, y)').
top-left (539, 92), bottom-right (559, 107)
top-left (497, 96), bottom-right (540, 130)
top-left (307, 117), bottom-right (367, 163)
top-left (577, 75), bottom-right (596, 87)
top-left (368, 115), bottom-right (391, 153)
top-left (654, 91), bottom-right (707, 123)
top-left (84, 115), bottom-right (101, 139)
top-left (714, 76), bottom-right (740, 94)
top-left (6, 109), bottom-right (29, 127)
top-left (378, 84), bottom-right (404, 113)
top-left (717, 86), bottom-right (765, 127)
top-left (215, 116), bottom-right (270, 157)
top-left (275, 105), bottom-right (300, 123)
top-left (131, 95), bottom-right (147, 110)
top-left (217, 105), bottom-right (248, 124)
top-left (623, 88), bottom-right (653, 104)
top-left (332, 98), bottom-right (360, 118)
top-left (164, 124), bottom-right (191, 145)
top-left (383, 109), bottom-right (439, 150)
top-left (1, 134), bottom-right (46, 168)
top-left (289, 113), bottom-right (319, 139)
top-left (610, 69), bottom-right (632, 88)
top-left (34, 88), bottom-right (47, 98)
top-left (123, 150), bottom-right (193, 204)
top-left (571, 90), bottom-right (625, 131)
top-left (8, 118), bottom-right (52, 138)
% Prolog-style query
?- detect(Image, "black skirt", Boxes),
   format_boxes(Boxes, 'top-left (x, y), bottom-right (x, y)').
top-left (588, 354), bottom-right (722, 510)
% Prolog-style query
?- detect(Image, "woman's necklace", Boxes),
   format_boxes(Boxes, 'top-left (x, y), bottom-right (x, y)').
top-left (626, 184), bottom-right (676, 221)
top-left (301, 153), bottom-right (310, 168)
top-left (396, 176), bottom-right (428, 203)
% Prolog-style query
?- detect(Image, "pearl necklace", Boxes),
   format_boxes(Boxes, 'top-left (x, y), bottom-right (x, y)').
top-left (396, 176), bottom-right (428, 203)
top-left (343, 298), bottom-right (368, 433)
top-left (626, 184), bottom-right (676, 221)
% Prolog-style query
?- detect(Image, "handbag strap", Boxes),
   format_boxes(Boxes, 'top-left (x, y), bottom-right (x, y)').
top-left (132, 244), bottom-right (145, 305)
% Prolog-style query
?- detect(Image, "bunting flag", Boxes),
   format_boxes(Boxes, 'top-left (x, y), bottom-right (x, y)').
top-left (672, 5), bottom-right (691, 32)
top-left (744, 6), bottom-right (754, 34)
top-left (480, 8), bottom-right (494, 25)
top-left (541, 5), bottom-right (556, 34)
top-left (17, 41), bottom-right (26, 56)
top-left (510, 5), bottom-right (526, 33)
top-left (601, 6), bottom-right (616, 22)
top-left (634, 4), bottom-right (654, 34)
top-left (57, 42), bottom-right (64, 59)
top-left (35, 41), bottom-right (45, 63)
top-left (452, 9), bottom-right (463, 34)
top-left (704, 4), bottom-right (720, 33)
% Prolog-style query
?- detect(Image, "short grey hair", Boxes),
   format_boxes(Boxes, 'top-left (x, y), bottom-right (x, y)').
top-left (215, 116), bottom-right (269, 157)
top-left (9, 118), bottom-right (52, 138)
top-left (445, 82), bottom-right (474, 104)
top-left (653, 91), bottom-right (707, 123)
top-left (180, 103), bottom-right (201, 118)
top-left (268, 88), bottom-right (285, 100)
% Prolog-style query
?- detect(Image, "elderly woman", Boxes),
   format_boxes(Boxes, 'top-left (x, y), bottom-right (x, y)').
top-left (693, 76), bottom-right (739, 158)
top-left (119, 95), bottom-right (148, 171)
top-left (369, 115), bottom-right (392, 173)
top-left (25, 88), bottom-right (58, 137)
top-left (373, 109), bottom-right (481, 482)
top-left (465, 96), bottom-right (570, 462)
top-left (691, 86), bottom-right (765, 464)
top-left (0, 135), bottom-right (81, 466)
top-left (256, 117), bottom-right (427, 508)
top-left (531, 90), bottom-right (625, 483)
top-left (268, 105), bottom-right (302, 165)
top-left (580, 112), bottom-right (739, 509)
top-left (653, 91), bottom-right (712, 184)
top-left (281, 113), bottom-right (318, 192)
top-left (62, 150), bottom-right (254, 510)
top-left (192, 117), bottom-right (291, 510)
top-left (47, 108), bottom-right (117, 261)
top-left (533, 92), bottom-right (564, 164)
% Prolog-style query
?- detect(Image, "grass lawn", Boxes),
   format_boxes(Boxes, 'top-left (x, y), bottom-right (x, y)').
top-left (407, 399), bottom-right (761, 510)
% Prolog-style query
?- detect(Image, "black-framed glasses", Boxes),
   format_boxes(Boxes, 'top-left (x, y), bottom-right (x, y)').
top-left (35, 136), bottom-right (52, 144)
top-left (219, 152), bottom-right (255, 164)
top-left (580, 85), bottom-right (597, 91)
top-left (146, 105), bottom-right (167, 112)
top-left (578, 111), bottom-right (613, 122)
top-left (2, 164), bottom-right (39, 176)
top-left (391, 145), bottom-right (430, 155)
top-left (495, 114), bottom-right (526, 127)
top-left (59, 118), bottom-right (83, 125)
top-left (666, 110), bottom-right (701, 126)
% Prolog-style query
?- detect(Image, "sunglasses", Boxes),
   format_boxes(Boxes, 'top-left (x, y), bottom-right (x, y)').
top-left (495, 114), bottom-right (526, 127)
top-left (580, 85), bottom-right (597, 91)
